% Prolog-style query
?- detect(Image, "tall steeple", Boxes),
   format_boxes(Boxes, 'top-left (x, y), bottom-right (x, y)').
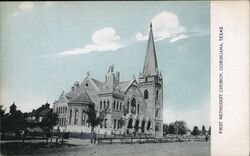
top-left (143, 22), bottom-right (158, 76)
top-left (139, 23), bottom-right (163, 137)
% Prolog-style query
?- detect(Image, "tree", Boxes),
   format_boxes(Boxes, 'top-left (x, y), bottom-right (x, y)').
top-left (0, 105), bottom-right (8, 138)
top-left (99, 106), bottom-right (109, 128)
top-left (0, 105), bottom-right (5, 118)
top-left (10, 111), bottom-right (26, 137)
top-left (2, 103), bottom-right (27, 137)
top-left (192, 126), bottom-right (200, 136)
top-left (163, 123), bottom-right (169, 136)
top-left (40, 110), bottom-right (58, 138)
top-left (168, 123), bottom-right (176, 134)
top-left (86, 105), bottom-right (101, 133)
top-left (174, 121), bottom-right (188, 135)
top-left (202, 125), bottom-right (206, 135)
top-left (10, 103), bottom-right (17, 114)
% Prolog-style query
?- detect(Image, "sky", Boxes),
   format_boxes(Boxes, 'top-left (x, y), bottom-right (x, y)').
top-left (0, 2), bottom-right (210, 130)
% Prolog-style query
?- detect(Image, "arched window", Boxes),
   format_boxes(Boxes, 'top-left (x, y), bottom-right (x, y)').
top-left (156, 109), bottom-right (159, 117)
top-left (114, 119), bottom-right (117, 129)
top-left (141, 120), bottom-right (146, 133)
top-left (155, 123), bottom-right (159, 131)
top-left (113, 100), bottom-right (116, 109)
top-left (131, 98), bottom-right (136, 114)
top-left (145, 76), bottom-right (148, 82)
top-left (82, 111), bottom-right (86, 125)
top-left (147, 121), bottom-right (151, 130)
top-left (74, 109), bottom-right (78, 125)
top-left (65, 107), bottom-right (67, 113)
top-left (120, 102), bottom-right (122, 111)
top-left (100, 101), bottom-right (102, 110)
top-left (104, 101), bottom-right (106, 109)
top-left (135, 119), bottom-right (139, 132)
top-left (107, 100), bottom-right (110, 108)
top-left (144, 90), bottom-right (148, 99)
top-left (156, 90), bottom-right (159, 100)
top-left (137, 104), bottom-right (140, 114)
top-left (69, 109), bottom-right (72, 124)
top-left (117, 120), bottom-right (120, 129)
top-left (104, 119), bottom-right (107, 128)
top-left (116, 101), bottom-right (119, 110)
top-left (127, 101), bottom-right (130, 113)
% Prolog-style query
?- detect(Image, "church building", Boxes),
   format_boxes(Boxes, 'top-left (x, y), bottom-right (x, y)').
top-left (53, 23), bottom-right (164, 137)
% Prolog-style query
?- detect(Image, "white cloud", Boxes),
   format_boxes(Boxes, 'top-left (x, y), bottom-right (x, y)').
top-left (135, 32), bottom-right (148, 41)
top-left (169, 34), bottom-right (188, 43)
top-left (11, 2), bottom-right (34, 17)
top-left (60, 27), bottom-right (124, 56)
top-left (19, 2), bottom-right (34, 12)
top-left (135, 11), bottom-right (187, 42)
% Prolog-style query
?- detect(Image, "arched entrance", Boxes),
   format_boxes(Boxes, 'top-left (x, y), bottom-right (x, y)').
top-left (141, 120), bottom-right (146, 133)
top-left (127, 118), bottom-right (133, 128)
top-left (135, 119), bottom-right (139, 132)
top-left (147, 121), bottom-right (151, 130)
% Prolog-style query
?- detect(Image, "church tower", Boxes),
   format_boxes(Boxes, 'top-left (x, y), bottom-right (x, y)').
top-left (139, 23), bottom-right (163, 136)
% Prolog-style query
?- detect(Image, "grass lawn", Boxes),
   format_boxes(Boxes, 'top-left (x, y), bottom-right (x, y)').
top-left (1, 141), bottom-right (210, 156)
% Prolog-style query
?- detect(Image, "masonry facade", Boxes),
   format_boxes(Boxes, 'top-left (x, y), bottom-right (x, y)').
top-left (53, 24), bottom-right (164, 137)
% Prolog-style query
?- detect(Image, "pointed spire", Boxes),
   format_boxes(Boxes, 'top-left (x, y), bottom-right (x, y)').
top-left (143, 22), bottom-right (158, 76)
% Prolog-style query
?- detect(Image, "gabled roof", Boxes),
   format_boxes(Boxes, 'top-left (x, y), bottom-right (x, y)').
top-left (65, 91), bottom-right (74, 99)
top-left (117, 78), bottom-right (138, 92)
top-left (91, 78), bottom-right (104, 88)
top-left (118, 81), bottom-right (131, 91)
top-left (28, 103), bottom-right (51, 117)
top-left (40, 109), bottom-right (52, 116)
top-left (29, 110), bottom-right (37, 116)
top-left (68, 90), bottom-right (94, 104)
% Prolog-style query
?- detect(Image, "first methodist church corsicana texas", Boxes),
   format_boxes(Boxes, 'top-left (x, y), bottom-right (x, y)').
top-left (53, 23), bottom-right (164, 137)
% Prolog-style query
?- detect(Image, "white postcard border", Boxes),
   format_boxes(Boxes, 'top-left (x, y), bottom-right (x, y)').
top-left (211, 1), bottom-right (249, 156)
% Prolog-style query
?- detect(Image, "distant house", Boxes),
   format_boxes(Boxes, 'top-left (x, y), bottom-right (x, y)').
top-left (27, 103), bottom-right (52, 124)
